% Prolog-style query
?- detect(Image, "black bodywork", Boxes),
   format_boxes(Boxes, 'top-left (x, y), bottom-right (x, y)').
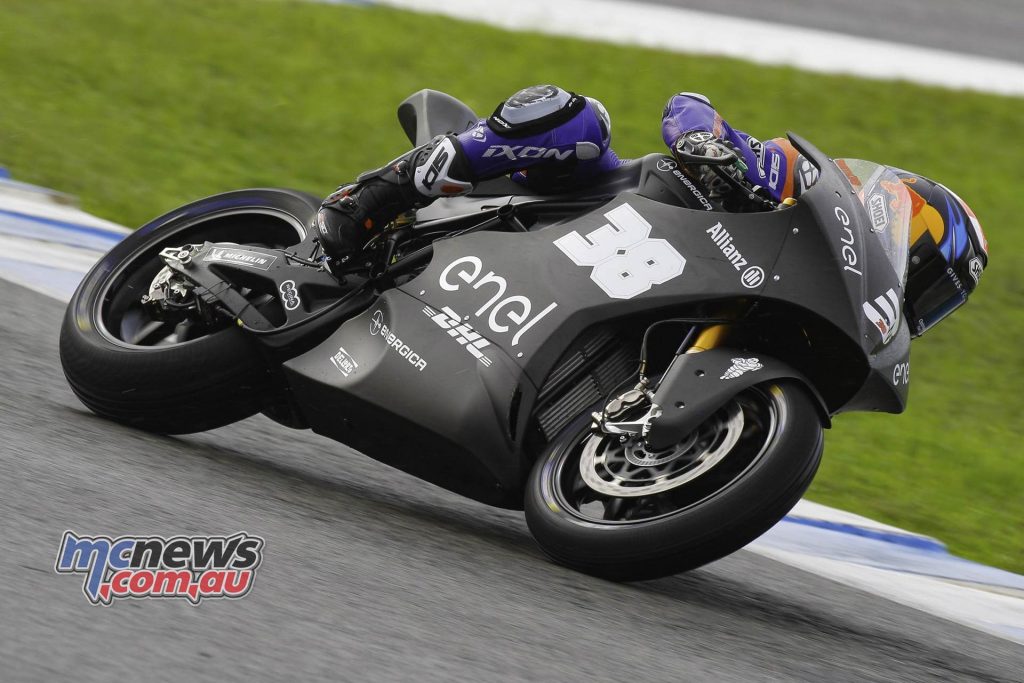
top-left (158, 127), bottom-right (910, 509)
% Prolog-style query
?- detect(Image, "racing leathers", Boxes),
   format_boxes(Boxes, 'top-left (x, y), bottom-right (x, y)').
top-left (316, 85), bottom-right (815, 260)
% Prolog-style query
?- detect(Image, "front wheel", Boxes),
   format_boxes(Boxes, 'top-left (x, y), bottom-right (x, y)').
top-left (524, 380), bottom-right (824, 581)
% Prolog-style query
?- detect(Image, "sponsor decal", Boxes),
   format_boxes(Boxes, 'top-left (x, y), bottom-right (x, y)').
top-left (369, 310), bottom-right (428, 371)
top-left (969, 257), bottom-right (983, 284)
top-left (204, 247), bottom-right (277, 271)
top-left (706, 222), bottom-right (768, 287)
top-left (947, 266), bottom-right (965, 292)
top-left (329, 346), bottom-right (359, 377)
top-left (414, 137), bottom-right (472, 197)
top-left (868, 192), bottom-right (888, 232)
top-left (657, 158), bottom-right (714, 211)
top-left (470, 126), bottom-right (487, 142)
top-left (833, 206), bottom-right (862, 277)
top-left (705, 222), bottom-right (751, 271)
top-left (279, 280), bottom-right (300, 311)
top-left (482, 144), bottom-right (573, 161)
top-left (748, 136), bottom-right (767, 179)
top-left (688, 131), bottom-right (714, 144)
top-left (892, 361), bottom-right (910, 386)
top-left (798, 158), bottom-right (820, 193)
top-left (720, 357), bottom-right (764, 380)
top-left (55, 531), bottom-right (263, 606)
top-left (554, 203), bottom-right (686, 300)
top-left (422, 305), bottom-right (493, 367)
top-left (862, 287), bottom-right (901, 345)
top-left (768, 151), bottom-right (782, 190)
top-left (741, 265), bottom-right (765, 288)
top-left (439, 257), bottom-right (558, 346)
top-left (419, 144), bottom-right (451, 191)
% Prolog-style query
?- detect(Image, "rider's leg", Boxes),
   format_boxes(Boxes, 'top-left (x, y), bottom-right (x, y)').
top-left (316, 85), bottom-right (614, 260)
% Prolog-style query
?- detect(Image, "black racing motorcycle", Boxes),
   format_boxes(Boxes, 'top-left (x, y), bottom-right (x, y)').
top-left (60, 90), bottom-right (915, 580)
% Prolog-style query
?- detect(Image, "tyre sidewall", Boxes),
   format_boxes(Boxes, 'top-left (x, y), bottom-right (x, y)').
top-left (524, 381), bottom-right (824, 579)
top-left (59, 189), bottom-right (320, 433)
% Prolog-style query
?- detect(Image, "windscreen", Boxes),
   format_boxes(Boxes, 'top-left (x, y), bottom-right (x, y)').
top-left (835, 158), bottom-right (912, 283)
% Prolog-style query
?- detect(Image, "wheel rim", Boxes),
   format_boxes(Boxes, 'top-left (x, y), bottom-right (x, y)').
top-left (551, 386), bottom-right (781, 524)
top-left (94, 208), bottom-right (306, 349)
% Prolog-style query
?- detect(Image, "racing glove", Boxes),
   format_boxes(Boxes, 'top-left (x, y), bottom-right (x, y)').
top-left (672, 130), bottom-right (749, 200)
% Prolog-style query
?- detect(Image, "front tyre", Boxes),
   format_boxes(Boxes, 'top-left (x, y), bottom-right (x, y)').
top-left (524, 381), bottom-right (823, 581)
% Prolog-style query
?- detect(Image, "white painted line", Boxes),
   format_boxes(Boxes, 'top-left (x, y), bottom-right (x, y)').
top-left (749, 544), bottom-right (1024, 645)
top-left (0, 190), bottom-right (128, 234)
top-left (374, 0), bottom-right (1024, 97)
top-left (0, 233), bottom-right (105, 273)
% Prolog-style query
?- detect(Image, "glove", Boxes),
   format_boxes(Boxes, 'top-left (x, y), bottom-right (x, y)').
top-left (672, 130), bottom-right (749, 199)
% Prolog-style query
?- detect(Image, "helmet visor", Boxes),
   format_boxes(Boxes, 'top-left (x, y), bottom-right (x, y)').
top-left (907, 267), bottom-right (968, 336)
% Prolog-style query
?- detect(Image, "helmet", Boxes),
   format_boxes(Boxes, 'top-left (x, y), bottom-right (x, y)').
top-left (893, 171), bottom-right (988, 336)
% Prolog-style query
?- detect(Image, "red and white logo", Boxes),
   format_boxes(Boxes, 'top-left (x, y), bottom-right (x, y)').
top-left (862, 288), bottom-right (901, 344)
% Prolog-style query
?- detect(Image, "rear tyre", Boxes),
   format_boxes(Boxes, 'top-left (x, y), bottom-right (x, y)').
top-left (524, 381), bottom-right (823, 581)
top-left (59, 189), bottom-right (319, 434)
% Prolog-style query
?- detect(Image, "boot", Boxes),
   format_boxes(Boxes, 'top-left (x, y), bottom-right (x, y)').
top-left (316, 136), bottom-right (474, 260)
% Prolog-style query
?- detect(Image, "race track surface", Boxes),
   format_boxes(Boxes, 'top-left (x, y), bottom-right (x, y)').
top-left (641, 0), bottom-right (1024, 63)
top-left (2, 278), bottom-right (1023, 680)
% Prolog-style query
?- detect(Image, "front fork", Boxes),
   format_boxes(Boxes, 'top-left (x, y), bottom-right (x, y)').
top-left (593, 320), bottom-right (733, 440)
top-left (685, 323), bottom-right (731, 355)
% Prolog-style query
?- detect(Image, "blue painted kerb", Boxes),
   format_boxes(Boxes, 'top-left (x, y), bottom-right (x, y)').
top-left (782, 516), bottom-right (948, 553)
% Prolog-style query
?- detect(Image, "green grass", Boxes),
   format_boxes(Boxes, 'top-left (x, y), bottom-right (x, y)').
top-left (1, 0), bottom-right (1022, 571)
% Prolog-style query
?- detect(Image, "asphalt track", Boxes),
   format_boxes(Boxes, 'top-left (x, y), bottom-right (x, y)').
top-left (641, 0), bottom-right (1024, 63)
top-left (5, 2), bottom-right (1024, 678)
top-left (3, 280), bottom-right (1024, 680)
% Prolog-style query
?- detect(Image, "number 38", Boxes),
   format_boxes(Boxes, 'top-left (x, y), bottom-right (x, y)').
top-left (554, 203), bottom-right (687, 299)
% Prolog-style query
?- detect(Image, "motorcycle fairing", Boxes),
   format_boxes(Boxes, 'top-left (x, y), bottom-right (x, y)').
top-left (645, 348), bottom-right (828, 450)
top-left (280, 135), bottom-right (910, 504)
top-left (282, 289), bottom-right (535, 507)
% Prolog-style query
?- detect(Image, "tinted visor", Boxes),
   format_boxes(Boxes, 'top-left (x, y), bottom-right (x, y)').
top-left (906, 266), bottom-right (968, 336)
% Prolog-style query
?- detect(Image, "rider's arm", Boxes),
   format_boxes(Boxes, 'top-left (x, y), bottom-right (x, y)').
top-left (661, 93), bottom-right (805, 202)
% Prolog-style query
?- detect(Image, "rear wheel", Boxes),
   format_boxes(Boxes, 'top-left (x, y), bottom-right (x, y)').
top-left (524, 381), bottom-right (823, 581)
top-left (59, 189), bottom-right (319, 434)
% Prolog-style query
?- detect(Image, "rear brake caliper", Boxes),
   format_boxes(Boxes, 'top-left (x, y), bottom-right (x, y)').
top-left (142, 245), bottom-right (202, 310)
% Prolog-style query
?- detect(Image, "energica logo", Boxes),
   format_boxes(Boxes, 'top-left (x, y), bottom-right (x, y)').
top-left (369, 310), bottom-right (428, 371)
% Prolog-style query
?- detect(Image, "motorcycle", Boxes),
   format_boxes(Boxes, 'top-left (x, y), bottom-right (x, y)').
top-left (60, 90), bottom-right (915, 580)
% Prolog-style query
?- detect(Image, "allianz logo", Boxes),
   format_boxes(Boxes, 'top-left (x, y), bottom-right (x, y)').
top-left (439, 256), bottom-right (558, 347)
top-left (705, 222), bottom-right (750, 271)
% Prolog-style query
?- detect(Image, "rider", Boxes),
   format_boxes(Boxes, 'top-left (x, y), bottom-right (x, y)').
top-left (316, 85), bottom-right (988, 336)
